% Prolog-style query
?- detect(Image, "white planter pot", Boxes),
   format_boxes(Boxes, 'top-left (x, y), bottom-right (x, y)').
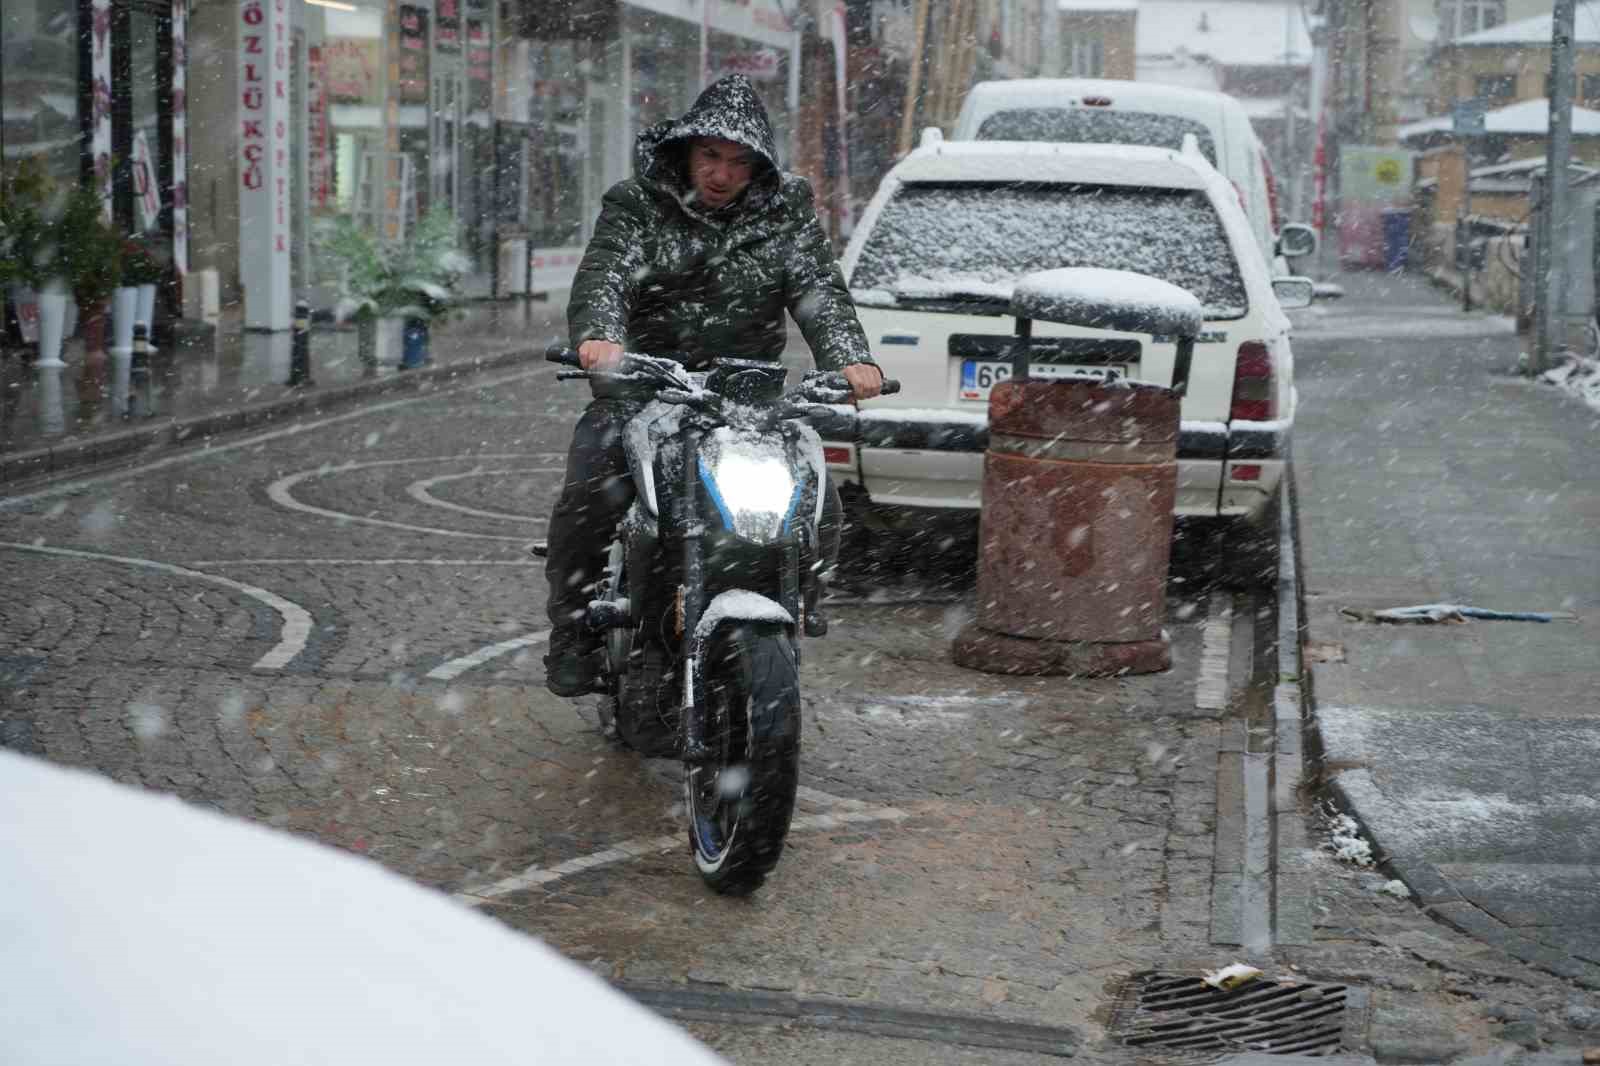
top-left (112, 286), bottom-right (139, 353)
top-left (36, 288), bottom-right (69, 368)
top-left (36, 363), bottom-right (66, 436)
top-left (136, 283), bottom-right (157, 332)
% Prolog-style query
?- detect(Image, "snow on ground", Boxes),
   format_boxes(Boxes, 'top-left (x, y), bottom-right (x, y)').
top-left (1540, 353), bottom-right (1600, 414)
top-left (0, 750), bottom-right (726, 1066)
top-left (1288, 304), bottom-right (1518, 341)
top-left (1324, 809), bottom-right (1376, 866)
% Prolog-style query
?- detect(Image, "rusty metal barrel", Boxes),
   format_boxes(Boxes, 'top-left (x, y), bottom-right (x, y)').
top-left (953, 268), bottom-right (1202, 677)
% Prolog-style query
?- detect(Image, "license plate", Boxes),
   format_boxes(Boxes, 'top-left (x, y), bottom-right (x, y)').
top-left (958, 360), bottom-right (1126, 401)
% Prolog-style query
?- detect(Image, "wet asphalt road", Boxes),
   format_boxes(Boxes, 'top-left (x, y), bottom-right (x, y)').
top-left (2, 342), bottom-right (1593, 1061)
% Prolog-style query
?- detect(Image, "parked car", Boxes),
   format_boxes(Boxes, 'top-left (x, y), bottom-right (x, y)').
top-left (951, 78), bottom-right (1317, 270)
top-left (826, 137), bottom-right (1313, 577)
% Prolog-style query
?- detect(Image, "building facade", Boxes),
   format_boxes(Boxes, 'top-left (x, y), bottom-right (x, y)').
top-left (3, 0), bottom-right (191, 307)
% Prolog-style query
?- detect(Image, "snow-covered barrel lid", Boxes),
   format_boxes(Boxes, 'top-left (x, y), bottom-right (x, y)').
top-left (1010, 268), bottom-right (1203, 339)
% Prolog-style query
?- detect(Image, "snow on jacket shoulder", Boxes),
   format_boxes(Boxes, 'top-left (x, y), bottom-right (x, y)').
top-left (567, 74), bottom-right (872, 372)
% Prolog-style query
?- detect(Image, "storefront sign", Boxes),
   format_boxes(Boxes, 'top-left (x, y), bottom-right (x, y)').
top-left (307, 45), bottom-right (332, 208)
top-left (238, 0), bottom-right (291, 330)
top-left (324, 38), bottom-right (380, 104)
top-left (530, 247), bottom-right (584, 294)
top-left (398, 5), bottom-right (429, 103)
top-left (465, 0), bottom-right (493, 111)
top-left (91, 0), bottom-right (113, 214)
top-left (627, 0), bottom-right (796, 51)
top-left (131, 131), bottom-right (161, 232)
top-left (1339, 146), bottom-right (1413, 204)
top-left (171, 0), bottom-right (188, 274)
top-left (712, 49), bottom-right (779, 81)
top-left (435, 0), bottom-right (460, 52)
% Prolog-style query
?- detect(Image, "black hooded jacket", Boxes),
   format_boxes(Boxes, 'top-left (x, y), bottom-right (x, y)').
top-left (567, 75), bottom-right (873, 372)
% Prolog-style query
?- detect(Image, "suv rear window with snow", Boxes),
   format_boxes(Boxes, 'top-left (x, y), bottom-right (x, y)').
top-left (851, 183), bottom-right (1248, 319)
top-left (975, 108), bottom-right (1218, 165)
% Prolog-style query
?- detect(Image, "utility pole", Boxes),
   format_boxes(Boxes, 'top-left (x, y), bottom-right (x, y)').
top-left (897, 0), bottom-right (932, 155)
top-left (1535, 0), bottom-right (1577, 375)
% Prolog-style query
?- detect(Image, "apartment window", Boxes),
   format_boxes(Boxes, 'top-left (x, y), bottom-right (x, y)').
top-left (1474, 74), bottom-right (1517, 102)
top-left (1544, 73), bottom-right (1600, 103)
top-left (1065, 34), bottom-right (1104, 77)
top-left (1439, 0), bottom-right (1505, 40)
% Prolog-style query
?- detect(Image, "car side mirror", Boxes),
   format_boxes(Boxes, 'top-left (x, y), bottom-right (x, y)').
top-left (1276, 223), bottom-right (1318, 260)
top-left (1272, 276), bottom-right (1315, 310)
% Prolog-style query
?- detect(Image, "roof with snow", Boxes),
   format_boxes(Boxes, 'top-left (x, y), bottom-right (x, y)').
top-left (1059, 0), bottom-right (1138, 10)
top-left (1135, 1), bottom-right (1313, 66)
top-left (1452, 1), bottom-right (1600, 46)
top-left (1135, 52), bottom-right (1224, 92)
top-left (1397, 97), bottom-right (1600, 142)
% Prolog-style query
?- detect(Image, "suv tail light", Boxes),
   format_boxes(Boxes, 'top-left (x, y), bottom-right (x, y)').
top-left (1230, 341), bottom-right (1275, 422)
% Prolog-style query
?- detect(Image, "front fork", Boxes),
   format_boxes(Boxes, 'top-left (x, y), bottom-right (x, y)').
top-left (678, 429), bottom-right (805, 764)
top-left (679, 430), bottom-right (709, 763)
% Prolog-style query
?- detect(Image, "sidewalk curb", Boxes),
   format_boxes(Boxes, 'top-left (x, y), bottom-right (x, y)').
top-left (0, 346), bottom-right (537, 489)
top-left (1292, 464), bottom-right (1600, 992)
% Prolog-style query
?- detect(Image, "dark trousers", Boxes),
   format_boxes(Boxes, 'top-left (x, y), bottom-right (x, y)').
top-left (545, 396), bottom-right (842, 630)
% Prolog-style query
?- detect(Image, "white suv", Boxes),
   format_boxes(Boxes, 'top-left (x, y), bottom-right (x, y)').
top-left (827, 138), bottom-right (1307, 553)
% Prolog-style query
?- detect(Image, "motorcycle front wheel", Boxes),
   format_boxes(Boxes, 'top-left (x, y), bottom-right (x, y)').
top-left (685, 622), bottom-right (800, 895)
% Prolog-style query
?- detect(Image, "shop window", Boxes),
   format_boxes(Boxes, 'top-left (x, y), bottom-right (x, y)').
top-left (0, 0), bottom-right (85, 191)
top-left (1543, 73), bottom-right (1600, 104)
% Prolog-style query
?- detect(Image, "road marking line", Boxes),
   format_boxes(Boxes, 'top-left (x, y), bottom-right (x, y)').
top-left (796, 785), bottom-right (870, 811)
top-left (426, 630), bottom-right (551, 681)
top-left (407, 469), bottom-right (559, 523)
top-left (0, 368), bottom-right (548, 510)
top-left (1195, 591), bottom-right (1234, 714)
top-left (0, 541), bottom-right (313, 670)
top-left (267, 455), bottom-right (561, 542)
top-left (188, 558), bottom-right (540, 567)
top-left (456, 801), bottom-right (908, 905)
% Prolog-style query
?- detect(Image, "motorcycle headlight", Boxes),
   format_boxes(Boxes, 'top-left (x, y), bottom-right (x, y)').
top-left (698, 448), bottom-right (802, 544)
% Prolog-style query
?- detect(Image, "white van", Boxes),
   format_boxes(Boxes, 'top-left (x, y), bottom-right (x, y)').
top-left (952, 78), bottom-right (1315, 268)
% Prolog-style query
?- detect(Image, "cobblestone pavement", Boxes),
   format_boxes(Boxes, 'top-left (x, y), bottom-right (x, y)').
top-left (2, 361), bottom-right (1596, 1063)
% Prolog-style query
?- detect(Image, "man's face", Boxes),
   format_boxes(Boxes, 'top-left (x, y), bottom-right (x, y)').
top-left (688, 137), bottom-right (757, 209)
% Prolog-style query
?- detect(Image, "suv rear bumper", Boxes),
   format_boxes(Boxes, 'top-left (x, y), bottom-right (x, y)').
top-left (824, 416), bottom-right (1288, 520)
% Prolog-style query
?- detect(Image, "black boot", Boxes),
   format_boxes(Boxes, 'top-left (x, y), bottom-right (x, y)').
top-left (544, 626), bottom-right (602, 697)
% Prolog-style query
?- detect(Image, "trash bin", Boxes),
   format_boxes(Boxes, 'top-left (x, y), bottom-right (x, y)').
top-left (951, 268), bottom-right (1200, 677)
top-left (1381, 207), bottom-right (1412, 273)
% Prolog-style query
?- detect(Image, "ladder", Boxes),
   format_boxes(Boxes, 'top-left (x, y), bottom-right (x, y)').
top-left (353, 151), bottom-right (417, 241)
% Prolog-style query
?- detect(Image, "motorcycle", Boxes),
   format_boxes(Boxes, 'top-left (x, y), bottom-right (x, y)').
top-left (544, 345), bottom-right (899, 894)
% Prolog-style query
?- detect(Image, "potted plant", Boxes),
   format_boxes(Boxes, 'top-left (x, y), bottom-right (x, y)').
top-left (52, 183), bottom-right (123, 361)
top-left (323, 206), bottom-right (468, 371)
top-left (0, 159), bottom-right (54, 353)
top-left (390, 206), bottom-right (469, 369)
top-left (115, 233), bottom-right (165, 354)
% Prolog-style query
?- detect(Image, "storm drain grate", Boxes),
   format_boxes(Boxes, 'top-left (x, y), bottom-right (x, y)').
top-left (1109, 972), bottom-right (1361, 1055)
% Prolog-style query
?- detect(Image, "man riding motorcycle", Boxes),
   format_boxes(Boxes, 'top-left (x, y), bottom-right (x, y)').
top-left (544, 74), bottom-right (882, 697)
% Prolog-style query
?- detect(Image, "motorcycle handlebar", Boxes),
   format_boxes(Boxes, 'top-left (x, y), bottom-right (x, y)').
top-left (546, 345), bottom-right (900, 397)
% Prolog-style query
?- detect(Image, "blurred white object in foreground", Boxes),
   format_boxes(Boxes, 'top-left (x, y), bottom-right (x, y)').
top-left (0, 750), bottom-right (726, 1066)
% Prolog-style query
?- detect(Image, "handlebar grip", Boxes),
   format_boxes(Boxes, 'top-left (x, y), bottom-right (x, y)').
top-left (545, 344), bottom-right (581, 367)
top-left (879, 379), bottom-right (901, 396)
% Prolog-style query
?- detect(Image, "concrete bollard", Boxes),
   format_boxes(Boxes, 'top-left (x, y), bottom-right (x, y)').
top-left (288, 301), bottom-right (314, 387)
